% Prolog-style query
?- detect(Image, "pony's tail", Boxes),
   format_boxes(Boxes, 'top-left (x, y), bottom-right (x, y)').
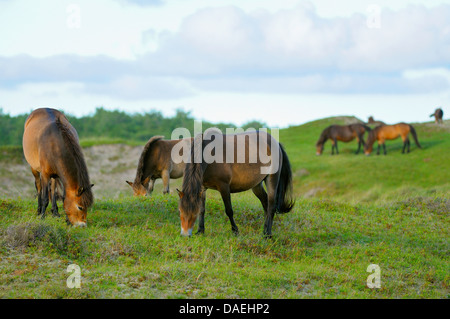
top-left (430, 113), bottom-right (435, 118)
top-left (409, 125), bottom-right (422, 149)
top-left (275, 144), bottom-right (295, 214)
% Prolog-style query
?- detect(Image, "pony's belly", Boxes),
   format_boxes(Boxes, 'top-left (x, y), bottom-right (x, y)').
top-left (229, 167), bottom-right (266, 193)
top-left (337, 135), bottom-right (355, 142)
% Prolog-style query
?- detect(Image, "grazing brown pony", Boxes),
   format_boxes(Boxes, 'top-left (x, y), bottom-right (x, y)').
top-left (430, 108), bottom-right (444, 124)
top-left (364, 123), bottom-right (422, 155)
top-left (23, 108), bottom-right (94, 227)
top-left (177, 131), bottom-right (295, 238)
top-left (316, 124), bottom-right (372, 155)
top-left (127, 136), bottom-right (192, 196)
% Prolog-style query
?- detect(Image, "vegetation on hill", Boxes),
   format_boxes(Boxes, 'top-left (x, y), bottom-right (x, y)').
top-left (0, 107), bottom-right (267, 146)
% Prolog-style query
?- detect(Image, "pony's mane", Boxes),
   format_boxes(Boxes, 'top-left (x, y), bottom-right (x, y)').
top-left (180, 137), bottom-right (207, 215)
top-left (55, 117), bottom-right (93, 208)
top-left (134, 136), bottom-right (164, 184)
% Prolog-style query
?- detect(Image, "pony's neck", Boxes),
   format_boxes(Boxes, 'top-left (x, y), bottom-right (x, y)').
top-left (316, 131), bottom-right (328, 147)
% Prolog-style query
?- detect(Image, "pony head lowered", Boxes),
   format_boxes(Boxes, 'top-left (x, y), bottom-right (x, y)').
top-left (56, 118), bottom-right (94, 226)
top-left (176, 136), bottom-right (206, 236)
top-left (126, 136), bottom-right (164, 196)
top-left (316, 127), bottom-right (331, 155)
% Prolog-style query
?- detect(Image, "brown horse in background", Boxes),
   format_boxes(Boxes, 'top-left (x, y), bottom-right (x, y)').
top-left (23, 108), bottom-right (94, 227)
top-left (177, 131), bottom-right (295, 238)
top-left (430, 108), bottom-right (444, 124)
top-left (127, 136), bottom-right (192, 196)
top-left (364, 123), bottom-right (422, 155)
top-left (316, 124), bottom-right (372, 155)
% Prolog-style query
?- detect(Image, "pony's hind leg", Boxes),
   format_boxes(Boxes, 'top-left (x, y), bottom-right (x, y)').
top-left (263, 175), bottom-right (279, 238)
top-left (383, 143), bottom-right (387, 155)
top-left (31, 169), bottom-right (43, 215)
top-left (252, 182), bottom-right (268, 214)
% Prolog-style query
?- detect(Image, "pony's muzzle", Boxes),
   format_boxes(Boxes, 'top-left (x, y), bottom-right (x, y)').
top-left (180, 227), bottom-right (193, 237)
top-left (74, 221), bottom-right (87, 228)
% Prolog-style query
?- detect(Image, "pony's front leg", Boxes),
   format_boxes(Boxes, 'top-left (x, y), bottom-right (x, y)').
top-left (377, 144), bottom-right (381, 155)
top-left (383, 144), bottom-right (387, 155)
top-left (50, 179), bottom-right (60, 217)
top-left (331, 140), bottom-right (336, 155)
top-left (196, 192), bottom-right (207, 235)
top-left (146, 178), bottom-right (155, 195)
top-left (162, 170), bottom-right (170, 194)
top-left (219, 186), bottom-right (239, 235)
top-left (356, 139), bottom-right (362, 154)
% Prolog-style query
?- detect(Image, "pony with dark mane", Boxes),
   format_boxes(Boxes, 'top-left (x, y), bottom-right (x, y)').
top-left (127, 136), bottom-right (192, 196)
top-left (430, 108), bottom-right (444, 124)
top-left (364, 123), bottom-right (422, 155)
top-left (23, 108), bottom-right (94, 226)
top-left (316, 124), bottom-right (372, 155)
top-left (177, 130), bottom-right (295, 238)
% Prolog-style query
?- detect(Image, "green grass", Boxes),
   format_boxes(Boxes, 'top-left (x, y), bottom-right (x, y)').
top-left (0, 194), bottom-right (448, 298)
top-left (0, 116), bottom-right (448, 299)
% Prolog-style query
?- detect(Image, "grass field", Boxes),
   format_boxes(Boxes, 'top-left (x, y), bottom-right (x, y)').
top-left (0, 116), bottom-right (448, 299)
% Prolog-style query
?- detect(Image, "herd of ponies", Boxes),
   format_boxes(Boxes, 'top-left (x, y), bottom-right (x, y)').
top-left (21, 107), bottom-right (444, 237)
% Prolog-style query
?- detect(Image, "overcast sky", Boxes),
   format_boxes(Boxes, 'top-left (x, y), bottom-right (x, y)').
top-left (0, 0), bottom-right (449, 127)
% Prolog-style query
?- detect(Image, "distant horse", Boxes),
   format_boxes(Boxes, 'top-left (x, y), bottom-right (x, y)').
top-left (367, 116), bottom-right (386, 126)
top-left (316, 124), bottom-right (372, 155)
top-left (430, 108), bottom-right (444, 124)
top-left (177, 131), bottom-right (295, 238)
top-left (127, 136), bottom-right (192, 196)
top-left (23, 108), bottom-right (94, 227)
top-left (364, 123), bottom-right (422, 155)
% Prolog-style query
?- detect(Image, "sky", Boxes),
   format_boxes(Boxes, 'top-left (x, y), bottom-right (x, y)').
top-left (0, 0), bottom-right (449, 127)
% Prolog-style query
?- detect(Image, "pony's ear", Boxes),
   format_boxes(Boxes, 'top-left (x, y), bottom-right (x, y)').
top-left (199, 190), bottom-right (204, 198)
top-left (77, 187), bottom-right (85, 197)
top-left (90, 184), bottom-right (95, 189)
top-left (176, 189), bottom-right (184, 199)
top-left (126, 181), bottom-right (133, 187)
top-left (143, 176), bottom-right (151, 186)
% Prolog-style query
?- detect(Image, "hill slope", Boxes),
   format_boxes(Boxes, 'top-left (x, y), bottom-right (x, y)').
top-left (280, 117), bottom-right (450, 203)
top-left (1, 116), bottom-right (449, 203)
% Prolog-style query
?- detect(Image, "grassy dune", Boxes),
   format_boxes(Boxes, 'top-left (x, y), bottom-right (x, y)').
top-left (0, 117), bottom-right (448, 299)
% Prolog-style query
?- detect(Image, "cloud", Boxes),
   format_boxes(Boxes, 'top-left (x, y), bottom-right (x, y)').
top-left (147, 3), bottom-right (450, 74)
top-left (0, 3), bottom-right (449, 99)
top-left (115, 0), bottom-right (164, 7)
